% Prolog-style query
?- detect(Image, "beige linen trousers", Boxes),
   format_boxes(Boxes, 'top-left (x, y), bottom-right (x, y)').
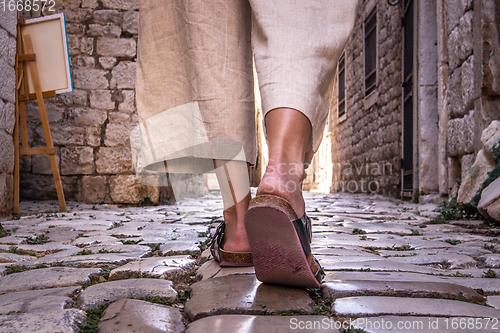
top-left (134, 0), bottom-right (359, 177)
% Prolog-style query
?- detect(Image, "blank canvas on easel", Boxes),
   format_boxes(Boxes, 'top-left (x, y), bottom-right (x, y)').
top-left (20, 13), bottom-right (72, 95)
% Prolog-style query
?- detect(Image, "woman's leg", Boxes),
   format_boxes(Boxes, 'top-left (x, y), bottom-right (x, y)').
top-left (256, 108), bottom-right (311, 217)
top-left (214, 160), bottom-right (251, 253)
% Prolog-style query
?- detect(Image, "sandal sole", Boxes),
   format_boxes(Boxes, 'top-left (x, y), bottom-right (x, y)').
top-left (245, 201), bottom-right (321, 288)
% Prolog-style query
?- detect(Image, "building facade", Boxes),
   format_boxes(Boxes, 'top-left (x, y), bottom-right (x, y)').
top-left (328, 0), bottom-right (500, 202)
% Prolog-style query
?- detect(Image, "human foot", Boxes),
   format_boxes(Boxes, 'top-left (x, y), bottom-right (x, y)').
top-left (256, 158), bottom-right (306, 217)
top-left (219, 192), bottom-right (251, 253)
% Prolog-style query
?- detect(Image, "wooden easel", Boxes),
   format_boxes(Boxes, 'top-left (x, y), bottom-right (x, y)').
top-left (13, 18), bottom-right (66, 214)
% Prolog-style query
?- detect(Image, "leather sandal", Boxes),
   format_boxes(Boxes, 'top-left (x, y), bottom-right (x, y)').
top-left (244, 194), bottom-right (325, 288)
top-left (209, 221), bottom-right (253, 267)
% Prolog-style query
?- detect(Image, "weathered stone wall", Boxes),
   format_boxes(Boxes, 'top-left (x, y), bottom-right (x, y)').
top-left (444, 0), bottom-right (476, 194)
top-left (330, 0), bottom-right (402, 197)
top-left (19, 0), bottom-right (161, 205)
top-left (0, 10), bottom-right (17, 215)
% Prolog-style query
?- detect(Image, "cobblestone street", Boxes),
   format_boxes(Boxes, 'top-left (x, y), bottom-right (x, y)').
top-left (0, 191), bottom-right (499, 332)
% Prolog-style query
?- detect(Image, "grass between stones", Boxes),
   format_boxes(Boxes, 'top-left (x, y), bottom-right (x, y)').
top-left (428, 198), bottom-right (484, 224)
top-left (483, 269), bottom-right (499, 278)
top-left (79, 304), bottom-right (109, 333)
top-left (120, 239), bottom-right (143, 245)
top-left (5, 262), bottom-right (64, 275)
top-left (77, 285), bottom-right (191, 333)
top-left (25, 235), bottom-right (51, 245)
top-left (0, 224), bottom-right (11, 238)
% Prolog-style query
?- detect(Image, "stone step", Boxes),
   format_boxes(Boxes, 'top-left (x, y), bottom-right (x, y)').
top-left (333, 296), bottom-right (500, 318)
top-left (323, 280), bottom-right (484, 303)
top-left (186, 315), bottom-right (338, 333)
top-left (99, 299), bottom-right (184, 333)
top-left (184, 275), bottom-right (316, 321)
top-left (0, 267), bottom-right (102, 294)
top-left (78, 278), bottom-right (177, 310)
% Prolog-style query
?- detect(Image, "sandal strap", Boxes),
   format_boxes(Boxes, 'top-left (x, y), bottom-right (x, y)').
top-left (209, 221), bottom-right (225, 262)
top-left (209, 221), bottom-right (253, 265)
top-left (293, 214), bottom-right (325, 284)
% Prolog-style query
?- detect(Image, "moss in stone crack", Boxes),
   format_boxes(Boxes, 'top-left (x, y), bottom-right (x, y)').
top-left (79, 303), bottom-right (110, 333)
top-left (141, 296), bottom-right (176, 306)
top-left (0, 224), bottom-right (10, 238)
top-left (277, 309), bottom-right (308, 316)
top-left (120, 239), bottom-right (143, 245)
top-left (352, 228), bottom-right (366, 235)
top-left (25, 235), bottom-right (51, 245)
top-left (72, 249), bottom-right (93, 256)
top-left (444, 239), bottom-right (461, 245)
top-left (428, 198), bottom-right (483, 224)
top-left (147, 243), bottom-right (161, 252)
top-left (483, 269), bottom-right (498, 279)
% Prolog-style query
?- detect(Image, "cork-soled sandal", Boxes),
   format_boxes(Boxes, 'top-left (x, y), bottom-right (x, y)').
top-left (209, 222), bottom-right (253, 267)
top-left (244, 194), bottom-right (325, 288)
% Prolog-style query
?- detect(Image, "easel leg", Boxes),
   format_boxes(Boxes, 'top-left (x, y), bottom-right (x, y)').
top-left (49, 154), bottom-right (66, 211)
top-left (24, 34), bottom-right (67, 212)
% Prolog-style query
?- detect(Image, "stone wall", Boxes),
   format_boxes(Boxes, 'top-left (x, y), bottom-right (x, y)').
top-left (19, 0), bottom-right (161, 205)
top-left (0, 10), bottom-right (17, 215)
top-left (330, 0), bottom-right (402, 197)
top-left (444, 0), bottom-right (476, 195)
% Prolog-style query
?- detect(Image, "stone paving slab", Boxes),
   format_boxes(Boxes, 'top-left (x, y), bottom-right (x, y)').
top-left (79, 278), bottom-right (177, 310)
top-left (37, 252), bottom-right (150, 268)
top-left (85, 244), bottom-right (152, 253)
top-left (315, 255), bottom-right (385, 263)
top-left (2, 242), bottom-right (77, 254)
top-left (196, 260), bottom-right (255, 280)
top-left (159, 240), bottom-right (202, 255)
top-left (324, 271), bottom-right (500, 294)
top-left (312, 248), bottom-right (381, 256)
top-left (319, 259), bottom-right (443, 274)
top-left (0, 286), bottom-right (81, 314)
top-left (333, 296), bottom-right (500, 317)
top-left (0, 253), bottom-right (37, 263)
top-left (322, 280), bottom-right (484, 303)
top-left (488, 295), bottom-right (500, 308)
top-left (387, 254), bottom-right (477, 269)
top-left (481, 254), bottom-right (500, 268)
top-left (99, 299), bottom-right (185, 333)
top-left (71, 235), bottom-right (122, 247)
top-left (186, 315), bottom-right (339, 333)
top-left (0, 295), bottom-right (73, 314)
top-left (351, 316), bottom-right (500, 333)
top-left (447, 268), bottom-right (500, 278)
top-left (0, 267), bottom-right (102, 294)
top-left (378, 246), bottom-right (492, 258)
top-left (0, 309), bottom-right (86, 333)
top-left (184, 275), bottom-right (316, 321)
top-left (108, 256), bottom-right (196, 282)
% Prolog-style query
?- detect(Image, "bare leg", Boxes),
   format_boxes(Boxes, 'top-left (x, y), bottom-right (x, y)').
top-left (256, 108), bottom-right (311, 217)
top-left (214, 160), bottom-right (251, 253)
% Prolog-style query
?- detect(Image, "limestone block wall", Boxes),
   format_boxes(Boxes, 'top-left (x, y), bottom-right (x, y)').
top-left (444, 0), bottom-right (476, 194)
top-left (0, 10), bottom-right (17, 215)
top-left (19, 0), bottom-right (160, 204)
top-left (330, 0), bottom-right (403, 197)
